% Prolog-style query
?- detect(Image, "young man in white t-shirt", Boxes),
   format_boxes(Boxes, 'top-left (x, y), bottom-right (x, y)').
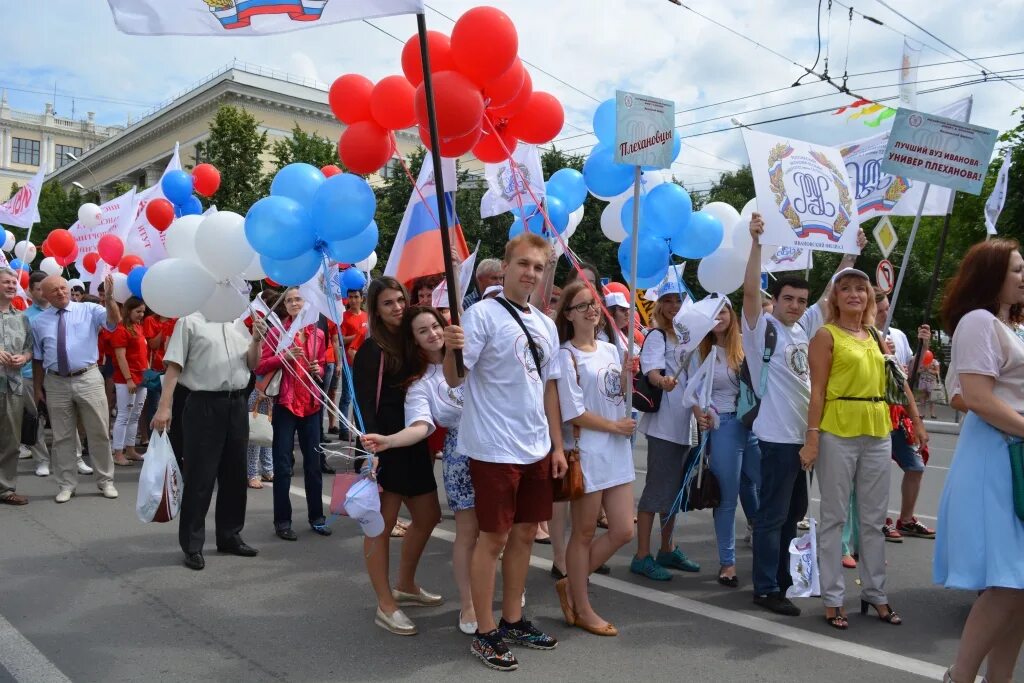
top-left (741, 214), bottom-right (864, 616)
top-left (444, 233), bottom-right (568, 672)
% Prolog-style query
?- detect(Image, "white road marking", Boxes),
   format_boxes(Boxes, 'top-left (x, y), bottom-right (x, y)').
top-left (298, 485), bottom-right (946, 680)
top-left (809, 498), bottom-right (938, 522)
top-left (0, 610), bottom-right (71, 683)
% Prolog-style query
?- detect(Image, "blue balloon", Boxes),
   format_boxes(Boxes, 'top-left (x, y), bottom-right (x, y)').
top-left (260, 250), bottom-right (322, 286)
top-left (645, 183), bottom-right (693, 240)
top-left (324, 221), bottom-right (378, 264)
top-left (340, 267), bottom-right (367, 293)
top-left (618, 235), bottom-right (670, 280)
top-left (592, 99), bottom-right (617, 146)
top-left (508, 218), bottom-right (526, 239)
top-left (511, 203), bottom-right (537, 220)
top-left (178, 195), bottom-right (203, 216)
top-left (127, 266), bottom-right (147, 298)
top-left (161, 170), bottom-right (194, 206)
top-left (640, 130), bottom-right (683, 171)
top-left (669, 210), bottom-right (723, 259)
top-left (271, 163), bottom-right (326, 206)
top-left (245, 196), bottom-right (316, 260)
top-left (636, 267), bottom-right (669, 289)
top-left (311, 173), bottom-right (376, 242)
top-left (546, 168), bottom-right (587, 212)
top-left (9, 258), bottom-right (28, 272)
top-left (583, 145), bottom-right (633, 198)
top-left (545, 195), bottom-right (570, 234)
top-left (619, 196), bottom-right (655, 237)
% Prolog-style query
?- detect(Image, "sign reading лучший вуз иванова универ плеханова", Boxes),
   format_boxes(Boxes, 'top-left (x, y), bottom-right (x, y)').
top-left (614, 90), bottom-right (675, 169)
top-left (880, 108), bottom-right (998, 196)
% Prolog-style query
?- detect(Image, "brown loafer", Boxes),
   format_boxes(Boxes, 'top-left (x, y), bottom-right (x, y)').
top-left (0, 493), bottom-right (28, 505)
top-left (574, 618), bottom-right (618, 637)
top-left (555, 578), bottom-right (575, 625)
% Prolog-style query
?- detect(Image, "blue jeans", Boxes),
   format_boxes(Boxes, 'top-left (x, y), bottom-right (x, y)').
top-left (708, 413), bottom-right (761, 567)
top-left (752, 440), bottom-right (808, 596)
top-left (320, 362), bottom-right (336, 437)
top-left (338, 365), bottom-right (352, 432)
top-left (271, 404), bottom-right (324, 528)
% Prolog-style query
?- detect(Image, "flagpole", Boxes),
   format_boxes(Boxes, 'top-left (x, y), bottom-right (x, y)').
top-left (883, 183), bottom-right (930, 336)
top-left (416, 12), bottom-right (463, 375)
top-left (625, 166), bottom-right (641, 417)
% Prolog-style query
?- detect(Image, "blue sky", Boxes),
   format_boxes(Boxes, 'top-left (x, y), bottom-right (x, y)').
top-left (3, 0), bottom-right (1022, 192)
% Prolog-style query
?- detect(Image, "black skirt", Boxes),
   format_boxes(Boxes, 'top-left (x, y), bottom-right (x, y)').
top-left (376, 448), bottom-right (437, 498)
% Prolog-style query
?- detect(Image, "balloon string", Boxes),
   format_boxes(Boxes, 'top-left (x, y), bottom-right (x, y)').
top-left (319, 252), bottom-right (367, 436)
top-left (393, 141), bottom-right (442, 232)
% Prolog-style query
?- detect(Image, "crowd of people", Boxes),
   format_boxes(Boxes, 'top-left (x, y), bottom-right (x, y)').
top-left (1, 215), bottom-right (1022, 681)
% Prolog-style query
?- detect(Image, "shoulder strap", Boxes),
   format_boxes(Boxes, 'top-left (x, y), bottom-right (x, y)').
top-left (495, 297), bottom-right (543, 376)
top-left (566, 348), bottom-right (581, 443)
top-left (867, 326), bottom-right (888, 356)
top-left (758, 320), bottom-right (777, 396)
top-left (638, 328), bottom-right (666, 375)
top-left (375, 346), bottom-right (384, 414)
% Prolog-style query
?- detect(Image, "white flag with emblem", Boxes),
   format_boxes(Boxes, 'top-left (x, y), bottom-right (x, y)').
top-left (984, 149), bottom-right (1013, 235)
top-left (898, 39), bottom-right (922, 109)
top-left (480, 144), bottom-right (546, 218)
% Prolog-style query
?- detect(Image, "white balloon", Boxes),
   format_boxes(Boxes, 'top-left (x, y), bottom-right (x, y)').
top-left (111, 272), bottom-right (131, 303)
top-left (39, 257), bottom-right (62, 276)
top-left (78, 203), bottom-right (102, 229)
top-left (355, 251), bottom-right (378, 272)
top-left (568, 206), bottom-right (584, 232)
top-left (703, 202), bottom-right (742, 249)
top-left (68, 278), bottom-right (84, 290)
top-left (142, 258), bottom-right (216, 318)
top-left (164, 215), bottom-right (204, 262)
top-left (240, 253), bottom-right (267, 281)
top-left (600, 196), bottom-right (629, 243)
top-left (697, 248), bottom-right (747, 295)
top-left (195, 211), bottom-right (254, 280)
top-left (13, 240), bottom-right (36, 262)
top-left (2, 230), bottom-right (14, 252)
top-left (199, 282), bottom-right (248, 323)
top-left (741, 198), bottom-right (758, 216)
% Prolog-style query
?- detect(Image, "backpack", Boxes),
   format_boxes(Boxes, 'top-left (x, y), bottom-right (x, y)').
top-left (737, 321), bottom-right (777, 430)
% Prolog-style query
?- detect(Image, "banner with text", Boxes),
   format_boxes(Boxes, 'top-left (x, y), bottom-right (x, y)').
top-left (762, 245), bottom-right (813, 273)
top-left (615, 90), bottom-right (675, 169)
top-left (69, 187), bottom-right (137, 278)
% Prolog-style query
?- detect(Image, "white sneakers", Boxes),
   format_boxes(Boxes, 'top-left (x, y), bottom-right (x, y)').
top-left (375, 607), bottom-right (417, 636)
top-left (54, 489), bottom-right (74, 504)
top-left (77, 457), bottom-right (94, 475)
top-left (458, 611), bottom-right (478, 635)
top-left (54, 484), bottom-right (118, 502)
top-left (19, 447), bottom-right (32, 460)
top-left (35, 463), bottom-right (50, 477)
top-left (98, 484), bottom-right (119, 499)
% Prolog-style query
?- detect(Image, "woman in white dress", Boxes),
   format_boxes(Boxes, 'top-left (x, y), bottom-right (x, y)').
top-left (550, 280), bottom-right (636, 636)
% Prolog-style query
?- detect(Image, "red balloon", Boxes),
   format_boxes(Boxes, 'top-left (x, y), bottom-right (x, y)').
top-left (47, 228), bottom-right (76, 258)
top-left (473, 125), bottom-right (518, 163)
top-left (414, 70), bottom-right (484, 140)
top-left (488, 69), bottom-right (533, 120)
top-left (370, 75), bottom-right (417, 131)
top-left (338, 121), bottom-right (394, 175)
top-left (265, 277), bottom-right (281, 288)
top-left (923, 350), bottom-right (935, 366)
top-left (418, 125), bottom-right (481, 158)
top-left (506, 91), bottom-right (564, 144)
top-left (83, 252), bottom-right (100, 274)
top-left (145, 198), bottom-right (175, 231)
top-left (451, 6), bottom-right (519, 85)
top-left (41, 239), bottom-right (53, 258)
top-left (18, 271), bottom-right (28, 290)
top-left (192, 163), bottom-right (221, 197)
top-left (97, 234), bottom-right (124, 267)
top-left (55, 243), bottom-right (79, 268)
top-left (329, 74), bottom-right (374, 125)
top-left (118, 254), bottom-right (145, 275)
top-left (401, 30), bottom-right (455, 87)
top-left (11, 296), bottom-right (26, 311)
top-left (482, 59), bottom-right (526, 109)
top-left (321, 164), bottom-right (343, 178)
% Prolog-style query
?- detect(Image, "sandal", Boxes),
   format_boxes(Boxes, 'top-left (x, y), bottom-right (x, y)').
top-left (248, 477), bottom-right (263, 489)
top-left (861, 600), bottom-right (902, 625)
top-left (717, 569), bottom-right (739, 588)
top-left (596, 515), bottom-right (609, 529)
top-left (261, 473), bottom-right (274, 482)
top-left (825, 608), bottom-right (849, 630)
top-left (113, 454), bottom-right (132, 467)
top-left (390, 524), bottom-right (407, 538)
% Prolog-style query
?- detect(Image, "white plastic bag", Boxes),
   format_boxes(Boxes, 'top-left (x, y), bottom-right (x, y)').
top-left (136, 431), bottom-right (183, 523)
top-left (786, 518), bottom-right (821, 599)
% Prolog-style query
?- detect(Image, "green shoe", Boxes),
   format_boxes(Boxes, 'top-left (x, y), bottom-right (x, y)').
top-left (657, 546), bottom-right (700, 572)
top-left (630, 555), bottom-right (672, 581)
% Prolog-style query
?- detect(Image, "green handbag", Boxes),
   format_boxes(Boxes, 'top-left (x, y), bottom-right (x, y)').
top-left (1009, 437), bottom-right (1024, 522)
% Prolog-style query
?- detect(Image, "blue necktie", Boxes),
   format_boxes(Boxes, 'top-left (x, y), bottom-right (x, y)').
top-left (57, 308), bottom-right (70, 376)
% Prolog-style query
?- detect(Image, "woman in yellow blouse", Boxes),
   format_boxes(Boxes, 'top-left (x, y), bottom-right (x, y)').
top-left (801, 268), bottom-right (927, 630)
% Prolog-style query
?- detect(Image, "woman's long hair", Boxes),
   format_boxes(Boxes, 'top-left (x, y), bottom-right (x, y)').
top-left (652, 297), bottom-right (678, 344)
top-left (554, 280), bottom-right (591, 344)
top-left (941, 238), bottom-right (1024, 334)
top-left (826, 274), bottom-right (877, 330)
top-left (367, 276), bottom-right (410, 374)
top-left (697, 303), bottom-right (743, 371)
top-left (400, 306), bottom-right (447, 388)
top-left (121, 297), bottom-right (145, 337)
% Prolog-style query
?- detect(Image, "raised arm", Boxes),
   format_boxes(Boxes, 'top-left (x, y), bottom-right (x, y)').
top-left (815, 228), bottom-right (867, 312)
top-left (103, 273), bottom-right (121, 329)
top-left (743, 213), bottom-right (766, 330)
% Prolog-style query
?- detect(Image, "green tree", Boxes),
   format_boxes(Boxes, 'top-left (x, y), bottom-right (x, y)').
top-left (699, 165), bottom-right (753, 212)
top-left (195, 105), bottom-right (268, 214)
top-left (269, 124), bottom-right (338, 171)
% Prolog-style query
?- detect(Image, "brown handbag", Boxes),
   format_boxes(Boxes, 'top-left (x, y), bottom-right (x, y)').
top-left (553, 350), bottom-right (586, 502)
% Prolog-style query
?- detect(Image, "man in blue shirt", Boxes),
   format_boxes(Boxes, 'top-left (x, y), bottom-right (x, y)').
top-left (31, 274), bottom-right (120, 503)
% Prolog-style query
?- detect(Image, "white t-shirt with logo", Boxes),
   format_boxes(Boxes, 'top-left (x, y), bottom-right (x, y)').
top-left (556, 341), bottom-right (636, 494)
top-left (638, 328), bottom-right (693, 445)
top-left (457, 297), bottom-right (561, 465)
top-left (405, 363), bottom-right (464, 436)
top-left (741, 305), bottom-right (824, 445)
top-left (887, 326), bottom-right (913, 368)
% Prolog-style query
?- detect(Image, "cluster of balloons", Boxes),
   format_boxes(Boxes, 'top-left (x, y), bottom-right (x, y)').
top-left (243, 163), bottom-right (379, 288)
top-left (328, 6), bottom-right (563, 172)
top-left (506, 167), bottom-right (586, 244)
top-left (695, 199), bottom-right (759, 295)
top-left (146, 164), bottom-right (222, 229)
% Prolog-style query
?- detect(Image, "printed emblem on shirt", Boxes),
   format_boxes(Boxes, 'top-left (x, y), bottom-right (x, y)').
top-left (438, 381), bottom-right (465, 409)
top-left (673, 322), bottom-right (691, 346)
top-left (599, 364), bottom-right (625, 406)
top-left (786, 342), bottom-right (810, 379)
top-left (514, 333), bottom-right (548, 381)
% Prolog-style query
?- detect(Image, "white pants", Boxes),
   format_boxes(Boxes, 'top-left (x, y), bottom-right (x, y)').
top-left (113, 383), bottom-right (147, 451)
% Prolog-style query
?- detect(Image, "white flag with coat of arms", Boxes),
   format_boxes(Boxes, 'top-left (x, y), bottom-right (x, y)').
top-left (480, 144), bottom-right (546, 218)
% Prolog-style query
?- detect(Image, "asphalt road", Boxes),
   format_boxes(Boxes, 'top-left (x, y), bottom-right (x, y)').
top-left (0, 420), bottom-right (1012, 683)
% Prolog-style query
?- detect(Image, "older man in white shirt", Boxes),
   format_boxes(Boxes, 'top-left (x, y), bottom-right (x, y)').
top-left (31, 274), bottom-right (120, 503)
top-left (0, 267), bottom-right (33, 505)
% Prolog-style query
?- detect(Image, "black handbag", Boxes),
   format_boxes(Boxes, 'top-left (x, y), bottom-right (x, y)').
top-left (632, 329), bottom-right (665, 413)
top-left (685, 438), bottom-right (721, 511)
top-left (20, 405), bottom-right (38, 447)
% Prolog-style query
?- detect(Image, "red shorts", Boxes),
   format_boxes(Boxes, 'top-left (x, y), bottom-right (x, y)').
top-left (469, 456), bottom-right (553, 534)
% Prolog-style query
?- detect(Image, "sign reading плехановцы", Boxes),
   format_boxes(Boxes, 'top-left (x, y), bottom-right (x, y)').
top-left (881, 108), bottom-right (998, 196)
top-left (615, 90), bottom-right (675, 169)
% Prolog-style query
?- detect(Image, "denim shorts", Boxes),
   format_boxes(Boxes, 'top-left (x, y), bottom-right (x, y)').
top-left (891, 428), bottom-right (925, 472)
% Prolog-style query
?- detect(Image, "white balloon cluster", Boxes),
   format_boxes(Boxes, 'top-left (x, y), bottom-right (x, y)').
top-left (141, 211), bottom-right (257, 323)
top-left (696, 199), bottom-right (759, 295)
top-left (78, 203), bottom-right (102, 229)
top-left (2, 230), bottom-right (14, 252)
top-left (13, 240), bottom-right (36, 263)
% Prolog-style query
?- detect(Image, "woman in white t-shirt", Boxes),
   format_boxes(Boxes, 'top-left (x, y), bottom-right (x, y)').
top-left (549, 280), bottom-right (636, 636)
top-left (361, 306), bottom-right (477, 635)
top-left (690, 296), bottom-right (760, 588)
top-left (631, 281), bottom-right (700, 581)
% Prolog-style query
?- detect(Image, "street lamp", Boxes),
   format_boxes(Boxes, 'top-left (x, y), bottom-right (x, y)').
top-left (65, 151), bottom-right (100, 189)
top-left (730, 117), bottom-right (751, 130)
top-left (71, 181), bottom-right (85, 190)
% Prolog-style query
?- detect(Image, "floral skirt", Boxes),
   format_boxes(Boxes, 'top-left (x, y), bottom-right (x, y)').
top-left (441, 427), bottom-right (474, 513)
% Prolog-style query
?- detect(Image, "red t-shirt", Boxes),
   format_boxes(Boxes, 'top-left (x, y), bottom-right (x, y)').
top-left (324, 320), bottom-right (339, 363)
top-left (110, 323), bottom-right (150, 385)
top-left (143, 315), bottom-right (175, 372)
top-left (341, 310), bottom-right (368, 362)
top-left (98, 328), bottom-right (115, 364)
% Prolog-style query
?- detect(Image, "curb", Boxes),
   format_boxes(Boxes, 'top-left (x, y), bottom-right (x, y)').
top-left (923, 419), bottom-right (960, 435)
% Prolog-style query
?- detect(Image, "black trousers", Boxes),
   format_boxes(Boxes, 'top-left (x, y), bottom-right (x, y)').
top-left (177, 391), bottom-right (248, 554)
top-left (168, 384), bottom-right (191, 475)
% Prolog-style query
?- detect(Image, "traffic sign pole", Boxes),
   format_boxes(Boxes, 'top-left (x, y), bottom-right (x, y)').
top-left (883, 183), bottom-right (930, 336)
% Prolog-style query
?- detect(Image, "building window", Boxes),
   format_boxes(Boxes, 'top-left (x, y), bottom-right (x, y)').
top-left (55, 145), bottom-right (83, 168)
top-left (11, 138), bottom-right (40, 166)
